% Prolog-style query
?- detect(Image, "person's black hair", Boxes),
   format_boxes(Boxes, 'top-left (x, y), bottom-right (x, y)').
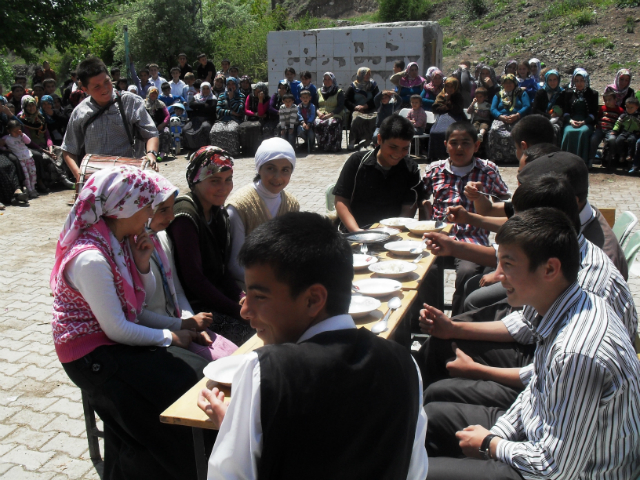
top-left (42, 78), bottom-right (56, 86)
top-left (117, 79), bottom-right (128, 88)
top-left (230, 66), bottom-right (239, 72)
top-left (110, 67), bottom-right (120, 75)
top-left (284, 67), bottom-right (296, 75)
top-left (379, 114), bottom-right (415, 141)
top-left (394, 60), bottom-right (405, 70)
top-left (239, 212), bottom-right (353, 316)
top-left (7, 119), bottom-right (22, 130)
top-left (522, 143), bottom-right (560, 164)
top-left (170, 67), bottom-right (180, 73)
top-left (161, 82), bottom-right (171, 90)
top-left (300, 70), bottom-right (312, 79)
top-left (15, 75), bottom-right (26, 81)
top-left (194, 79), bottom-right (203, 89)
top-left (11, 84), bottom-right (24, 93)
top-left (299, 90), bottom-right (311, 97)
top-left (511, 114), bottom-right (555, 147)
top-left (512, 174), bottom-right (580, 232)
top-left (33, 83), bottom-right (43, 90)
top-left (445, 121), bottom-right (477, 142)
top-left (76, 57), bottom-right (110, 88)
top-left (625, 96), bottom-right (640, 106)
top-left (139, 68), bottom-right (150, 75)
top-left (197, 53), bottom-right (207, 59)
top-left (69, 71), bottom-right (77, 78)
top-left (410, 94), bottom-right (422, 103)
top-left (518, 61), bottom-right (530, 73)
top-left (221, 59), bottom-right (230, 65)
top-left (282, 93), bottom-right (294, 101)
top-left (496, 207), bottom-right (580, 283)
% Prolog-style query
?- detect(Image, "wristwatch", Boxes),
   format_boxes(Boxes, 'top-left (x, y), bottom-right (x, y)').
top-left (479, 434), bottom-right (499, 460)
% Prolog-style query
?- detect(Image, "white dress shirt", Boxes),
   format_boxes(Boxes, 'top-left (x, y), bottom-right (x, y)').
top-left (150, 75), bottom-right (167, 90)
top-left (207, 315), bottom-right (429, 479)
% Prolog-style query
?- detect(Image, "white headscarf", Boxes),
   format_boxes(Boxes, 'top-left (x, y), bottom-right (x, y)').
top-left (254, 137), bottom-right (296, 173)
top-left (194, 82), bottom-right (214, 103)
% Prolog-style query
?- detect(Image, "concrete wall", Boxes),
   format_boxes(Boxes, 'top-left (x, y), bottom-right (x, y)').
top-left (267, 21), bottom-right (443, 92)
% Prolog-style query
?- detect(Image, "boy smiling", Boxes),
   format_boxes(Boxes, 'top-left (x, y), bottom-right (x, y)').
top-left (198, 212), bottom-right (428, 479)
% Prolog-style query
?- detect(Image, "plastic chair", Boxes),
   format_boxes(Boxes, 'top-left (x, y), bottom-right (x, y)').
top-left (325, 183), bottom-right (336, 213)
top-left (622, 231), bottom-right (640, 267)
top-left (612, 211), bottom-right (638, 247)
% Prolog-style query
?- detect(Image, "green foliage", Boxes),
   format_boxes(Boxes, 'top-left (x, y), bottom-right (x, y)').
top-left (544, 0), bottom-right (588, 18)
top-left (0, 53), bottom-right (15, 91)
top-left (576, 33), bottom-right (585, 40)
top-left (443, 36), bottom-right (470, 57)
top-left (88, 23), bottom-right (118, 67)
top-left (571, 9), bottom-right (595, 26)
top-left (540, 21), bottom-right (551, 33)
top-left (439, 16), bottom-right (453, 26)
top-left (618, 0), bottom-right (640, 5)
top-left (609, 61), bottom-right (637, 72)
top-left (480, 20), bottom-right (496, 29)
top-left (585, 48), bottom-right (596, 57)
top-left (464, 0), bottom-right (487, 17)
top-left (0, 0), bottom-right (129, 63)
top-left (378, 0), bottom-right (432, 22)
top-left (626, 16), bottom-right (635, 33)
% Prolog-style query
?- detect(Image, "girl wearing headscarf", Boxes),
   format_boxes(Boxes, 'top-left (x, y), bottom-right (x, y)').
top-left (183, 81), bottom-right (217, 151)
top-left (516, 60), bottom-right (539, 103)
top-left (314, 72), bottom-right (346, 152)
top-left (345, 67), bottom-right (380, 150)
top-left (239, 75), bottom-right (253, 98)
top-left (51, 166), bottom-right (210, 479)
top-left (475, 64), bottom-right (500, 104)
top-left (503, 60), bottom-right (517, 78)
top-left (19, 95), bottom-right (73, 190)
top-left (39, 95), bottom-right (67, 145)
top-left (210, 77), bottom-right (245, 156)
top-left (561, 68), bottom-right (599, 163)
top-left (532, 69), bottom-right (565, 143)
top-left (212, 74), bottom-right (227, 97)
top-left (487, 73), bottom-right (531, 162)
top-left (421, 68), bottom-right (444, 111)
top-left (168, 146), bottom-right (254, 346)
top-left (424, 66), bottom-right (440, 84)
top-left (428, 77), bottom-right (467, 161)
top-left (241, 82), bottom-right (274, 155)
top-left (145, 87), bottom-right (172, 159)
top-left (226, 137), bottom-right (300, 285)
top-left (606, 69), bottom-right (634, 107)
top-left (528, 58), bottom-right (542, 84)
top-left (392, 62), bottom-right (426, 107)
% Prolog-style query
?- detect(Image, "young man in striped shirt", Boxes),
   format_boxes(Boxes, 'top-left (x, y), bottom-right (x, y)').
top-left (425, 208), bottom-right (640, 480)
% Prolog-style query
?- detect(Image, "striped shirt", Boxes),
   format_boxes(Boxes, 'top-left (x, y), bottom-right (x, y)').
top-left (490, 283), bottom-right (640, 480)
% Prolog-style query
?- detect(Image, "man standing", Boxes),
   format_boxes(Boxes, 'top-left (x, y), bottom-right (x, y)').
top-left (61, 57), bottom-right (159, 182)
top-left (196, 54), bottom-right (215, 83)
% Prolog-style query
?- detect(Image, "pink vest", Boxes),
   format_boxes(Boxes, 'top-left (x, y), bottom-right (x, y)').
top-left (51, 229), bottom-right (136, 363)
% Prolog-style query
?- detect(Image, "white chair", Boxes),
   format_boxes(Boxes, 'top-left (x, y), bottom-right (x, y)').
top-left (399, 108), bottom-right (430, 156)
top-left (325, 183), bottom-right (336, 214)
top-left (612, 211), bottom-right (638, 247)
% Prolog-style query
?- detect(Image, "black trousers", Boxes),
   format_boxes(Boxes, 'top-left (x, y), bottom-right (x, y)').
top-left (424, 377), bottom-right (521, 410)
top-left (425, 402), bottom-right (524, 480)
top-left (63, 344), bottom-right (213, 480)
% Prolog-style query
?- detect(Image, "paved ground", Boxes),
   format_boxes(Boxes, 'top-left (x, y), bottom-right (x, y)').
top-left (1, 147), bottom-right (639, 479)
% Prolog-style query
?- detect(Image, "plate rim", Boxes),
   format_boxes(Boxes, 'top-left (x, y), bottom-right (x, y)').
top-left (368, 260), bottom-right (418, 274)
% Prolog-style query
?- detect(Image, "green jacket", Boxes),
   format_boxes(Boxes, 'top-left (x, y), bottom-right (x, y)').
top-left (613, 113), bottom-right (640, 134)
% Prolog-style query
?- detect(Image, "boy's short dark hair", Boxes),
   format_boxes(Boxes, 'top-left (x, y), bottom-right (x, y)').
top-left (221, 59), bottom-right (230, 65)
top-left (110, 68), bottom-right (120, 75)
top-left (512, 174), bottom-right (580, 231)
top-left (284, 67), bottom-right (296, 75)
top-left (299, 90), bottom-right (311, 97)
top-left (194, 79), bottom-right (203, 89)
top-left (496, 207), bottom-right (580, 283)
top-left (475, 87), bottom-right (488, 96)
top-left (445, 121), bottom-right (477, 142)
top-left (300, 70), bottom-right (312, 79)
top-left (15, 75), bottom-right (26, 81)
top-left (197, 53), bottom-right (207, 59)
top-left (518, 151), bottom-right (589, 203)
top-left (10, 84), bottom-right (23, 93)
top-left (117, 79), bottom-right (128, 88)
top-left (76, 57), bottom-right (110, 88)
top-left (42, 78), bottom-right (56, 86)
top-left (410, 94), bottom-right (422, 102)
top-left (70, 71), bottom-right (77, 78)
top-left (522, 143), bottom-right (560, 164)
top-left (33, 83), bottom-right (43, 90)
top-left (625, 96), bottom-right (640, 106)
top-left (379, 114), bottom-right (415, 141)
top-left (394, 60), bottom-right (405, 70)
top-left (461, 60), bottom-right (471, 68)
top-left (170, 67), bottom-right (180, 74)
top-left (239, 212), bottom-right (353, 316)
top-left (139, 67), bottom-right (150, 75)
top-left (178, 53), bottom-right (187, 58)
top-left (282, 93), bottom-right (294, 101)
top-left (603, 88), bottom-right (616, 100)
top-left (511, 114), bottom-right (555, 147)
top-left (230, 66), bottom-right (239, 72)
top-left (7, 119), bottom-right (22, 130)
top-left (161, 82), bottom-right (171, 90)
top-left (184, 72), bottom-right (195, 81)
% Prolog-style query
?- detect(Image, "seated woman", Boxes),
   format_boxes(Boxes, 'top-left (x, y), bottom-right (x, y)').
top-left (502, 60), bottom-right (517, 80)
top-left (238, 80), bottom-right (265, 157)
top-left (184, 81), bottom-right (216, 150)
top-left (239, 75), bottom-right (253, 98)
top-left (516, 60), bottom-right (538, 103)
top-left (314, 72), bottom-right (346, 152)
top-left (168, 146), bottom-right (254, 346)
top-left (487, 73), bottom-right (531, 162)
top-left (210, 77), bottom-right (245, 156)
top-left (51, 166), bottom-right (211, 479)
top-left (212, 74), bottom-right (226, 98)
top-left (145, 175), bottom-right (238, 361)
top-left (529, 57), bottom-right (542, 86)
top-left (145, 87), bottom-right (172, 159)
top-left (345, 67), bottom-right (379, 150)
top-left (19, 95), bottom-right (74, 191)
top-left (246, 82), bottom-right (277, 139)
top-left (0, 100), bottom-right (28, 206)
top-left (532, 69), bottom-right (565, 143)
top-left (427, 77), bottom-right (466, 161)
top-left (421, 68), bottom-right (443, 112)
top-left (227, 137), bottom-right (300, 286)
top-left (561, 68), bottom-right (599, 163)
top-left (475, 64), bottom-right (500, 105)
top-left (392, 62), bottom-right (426, 107)
top-left (606, 68), bottom-right (634, 108)
top-left (40, 95), bottom-right (67, 146)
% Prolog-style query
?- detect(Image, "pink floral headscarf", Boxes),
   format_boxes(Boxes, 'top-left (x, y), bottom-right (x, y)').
top-left (606, 69), bottom-right (632, 107)
top-left (400, 62), bottom-right (425, 88)
top-left (50, 166), bottom-right (176, 316)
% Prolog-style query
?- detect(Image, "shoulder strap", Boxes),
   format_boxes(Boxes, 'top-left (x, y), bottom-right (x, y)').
top-left (115, 93), bottom-right (135, 149)
top-left (81, 99), bottom-right (115, 136)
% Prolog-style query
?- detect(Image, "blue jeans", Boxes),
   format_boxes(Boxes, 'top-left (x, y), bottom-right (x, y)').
top-left (280, 128), bottom-right (296, 147)
top-left (297, 125), bottom-right (315, 147)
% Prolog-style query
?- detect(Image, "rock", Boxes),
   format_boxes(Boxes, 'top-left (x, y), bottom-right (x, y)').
top-left (634, 43), bottom-right (640, 47)
top-left (448, 40), bottom-right (458, 47)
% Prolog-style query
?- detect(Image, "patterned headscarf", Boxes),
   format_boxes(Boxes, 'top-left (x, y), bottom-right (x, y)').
top-left (424, 66), bottom-right (439, 83)
top-left (145, 87), bottom-right (166, 115)
top-left (606, 69), bottom-right (632, 107)
top-left (186, 145), bottom-right (234, 190)
top-left (499, 74), bottom-right (520, 112)
top-left (570, 68), bottom-right (590, 90)
top-left (19, 95), bottom-right (47, 144)
top-left (50, 166), bottom-right (175, 317)
top-left (194, 82), bottom-right (214, 103)
top-left (529, 58), bottom-right (542, 82)
top-left (423, 69), bottom-right (444, 96)
top-left (477, 65), bottom-right (497, 89)
top-left (353, 67), bottom-right (373, 92)
top-left (542, 70), bottom-right (563, 112)
top-left (321, 72), bottom-right (338, 96)
top-left (503, 60), bottom-right (517, 75)
top-left (39, 95), bottom-right (55, 124)
top-left (399, 62), bottom-right (425, 88)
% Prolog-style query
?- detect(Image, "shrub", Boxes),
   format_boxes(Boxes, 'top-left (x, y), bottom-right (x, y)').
top-left (464, 0), bottom-right (487, 17)
top-left (626, 16), bottom-right (635, 33)
top-left (379, 0), bottom-right (432, 22)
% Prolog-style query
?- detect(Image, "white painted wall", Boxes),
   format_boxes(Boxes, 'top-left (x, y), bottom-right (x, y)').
top-left (267, 21), bottom-right (443, 92)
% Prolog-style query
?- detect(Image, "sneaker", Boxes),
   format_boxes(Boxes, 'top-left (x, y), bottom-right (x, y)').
top-left (629, 166), bottom-right (640, 174)
top-left (0, 202), bottom-right (5, 210)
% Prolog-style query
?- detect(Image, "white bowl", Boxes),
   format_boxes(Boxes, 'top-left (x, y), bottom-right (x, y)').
top-left (368, 260), bottom-right (418, 279)
top-left (379, 217), bottom-right (418, 230)
top-left (353, 254), bottom-right (378, 270)
top-left (203, 355), bottom-right (249, 386)
top-left (407, 221), bottom-right (446, 236)
top-left (349, 295), bottom-right (382, 318)
top-left (384, 240), bottom-right (425, 255)
top-left (352, 278), bottom-right (403, 297)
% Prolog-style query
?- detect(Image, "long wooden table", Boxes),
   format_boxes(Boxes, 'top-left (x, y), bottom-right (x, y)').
top-left (160, 224), bottom-right (451, 479)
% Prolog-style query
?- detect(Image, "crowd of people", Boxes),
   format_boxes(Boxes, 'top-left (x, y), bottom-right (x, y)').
top-left (34, 53), bottom-right (640, 480)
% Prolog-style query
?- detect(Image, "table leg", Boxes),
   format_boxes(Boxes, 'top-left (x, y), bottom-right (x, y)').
top-left (192, 427), bottom-right (208, 480)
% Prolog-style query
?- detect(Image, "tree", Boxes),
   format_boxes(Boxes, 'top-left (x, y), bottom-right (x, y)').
top-left (0, 0), bottom-right (128, 62)
top-left (378, 0), bottom-right (432, 22)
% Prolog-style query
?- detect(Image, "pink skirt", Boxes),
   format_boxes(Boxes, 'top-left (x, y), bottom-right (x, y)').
top-left (188, 329), bottom-right (238, 362)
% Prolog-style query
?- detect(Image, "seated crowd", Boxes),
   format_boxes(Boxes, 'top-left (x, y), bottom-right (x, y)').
top-left (44, 56), bottom-right (640, 480)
